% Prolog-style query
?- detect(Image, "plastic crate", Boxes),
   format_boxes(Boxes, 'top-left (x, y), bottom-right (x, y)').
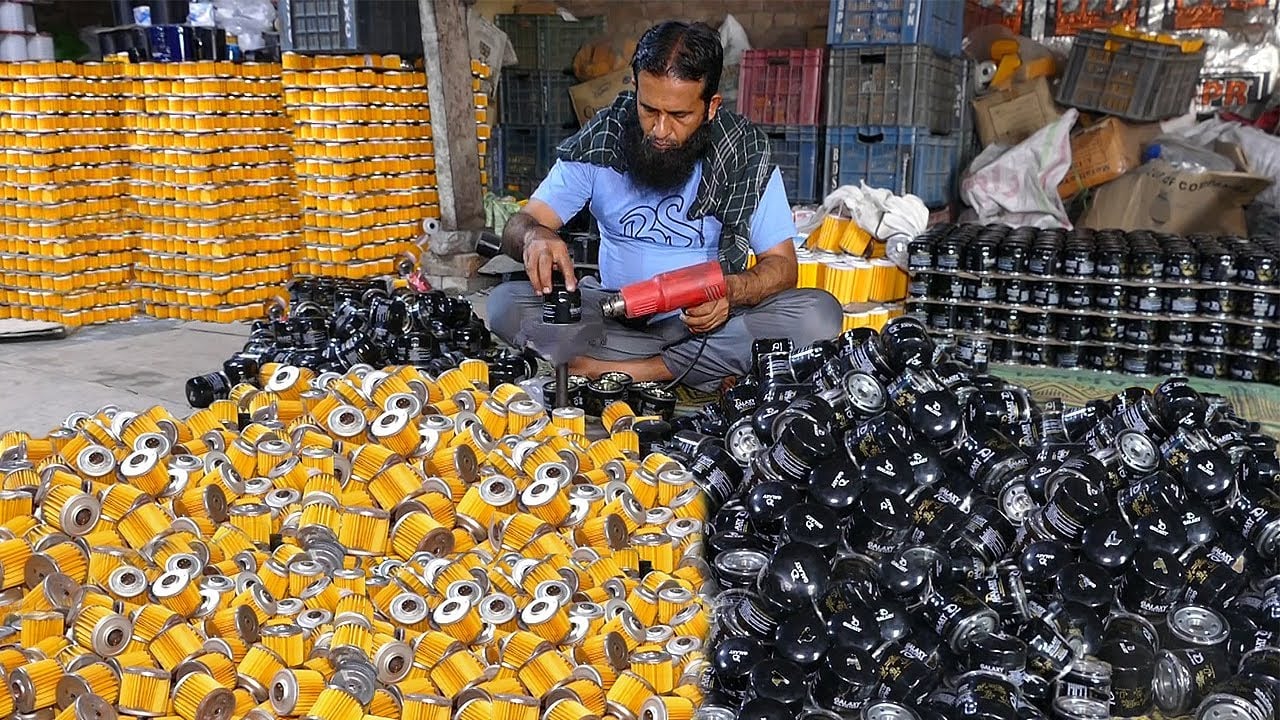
top-left (737, 49), bottom-right (825, 126)
top-left (496, 14), bottom-right (605, 72)
top-left (760, 125), bottom-right (820, 204)
top-left (279, 0), bottom-right (422, 55)
top-left (826, 46), bottom-right (963, 133)
top-left (828, 0), bottom-right (964, 56)
top-left (1056, 30), bottom-right (1206, 122)
top-left (823, 126), bottom-right (961, 208)
top-left (500, 125), bottom-right (575, 198)
top-left (499, 70), bottom-right (578, 128)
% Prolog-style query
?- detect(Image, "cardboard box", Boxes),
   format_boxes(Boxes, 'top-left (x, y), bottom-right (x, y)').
top-left (1081, 143), bottom-right (1271, 236)
top-left (1058, 116), bottom-right (1162, 199)
top-left (972, 78), bottom-right (1061, 147)
top-left (569, 68), bottom-right (633, 125)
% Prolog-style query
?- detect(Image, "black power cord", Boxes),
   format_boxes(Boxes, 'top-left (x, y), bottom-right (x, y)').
top-left (663, 335), bottom-right (709, 392)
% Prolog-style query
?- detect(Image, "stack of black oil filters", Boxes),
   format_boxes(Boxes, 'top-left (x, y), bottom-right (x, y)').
top-left (184, 276), bottom-right (680, 419)
top-left (654, 318), bottom-right (1280, 720)
top-left (906, 224), bottom-right (1280, 382)
top-left (184, 276), bottom-right (532, 408)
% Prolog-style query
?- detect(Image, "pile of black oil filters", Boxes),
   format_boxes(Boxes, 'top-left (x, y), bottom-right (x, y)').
top-left (656, 317), bottom-right (1280, 720)
top-left (185, 277), bottom-right (536, 408)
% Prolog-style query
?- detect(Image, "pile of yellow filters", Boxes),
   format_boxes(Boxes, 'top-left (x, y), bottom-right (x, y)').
top-left (126, 61), bottom-right (302, 323)
top-left (0, 360), bottom-right (710, 720)
top-left (797, 214), bottom-right (909, 333)
top-left (0, 61), bottom-right (136, 327)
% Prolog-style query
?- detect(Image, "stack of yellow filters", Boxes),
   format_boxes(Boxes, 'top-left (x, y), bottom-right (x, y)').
top-left (0, 61), bottom-right (136, 327)
top-left (127, 61), bottom-right (301, 322)
top-left (798, 211), bottom-right (909, 333)
top-left (281, 53), bottom-right (436, 279)
top-left (0, 364), bottom-right (711, 720)
top-left (474, 61), bottom-right (492, 191)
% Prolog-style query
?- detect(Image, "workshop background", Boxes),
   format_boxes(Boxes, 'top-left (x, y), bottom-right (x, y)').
top-left (3, 4), bottom-right (1280, 720)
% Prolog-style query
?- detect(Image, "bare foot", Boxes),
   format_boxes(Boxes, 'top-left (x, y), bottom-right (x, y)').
top-left (567, 356), bottom-right (674, 383)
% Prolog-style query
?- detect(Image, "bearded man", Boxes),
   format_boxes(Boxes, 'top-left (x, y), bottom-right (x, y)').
top-left (487, 20), bottom-right (842, 392)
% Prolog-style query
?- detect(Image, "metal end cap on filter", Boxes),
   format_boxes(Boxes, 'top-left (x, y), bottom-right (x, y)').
top-left (117, 451), bottom-right (157, 483)
top-left (373, 640), bottom-right (413, 683)
top-left (60, 494), bottom-right (100, 538)
top-left (384, 392), bottom-right (422, 418)
top-left (76, 446), bottom-right (116, 478)
top-left (1153, 649), bottom-right (1191, 715)
top-left (862, 701), bottom-right (922, 720)
top-left (371, 410), bottom-right (409, 439)
top-left (89, 612), bottom-right (131, 657)
top-left (176, 676), bottom-right (235, 720)
top-left (330, 664), bottom-right (377, 705)
top-left (151, 570), bottom-right (191, 600)
top-left (132, 431), bottom-right (171, 457)
top-left (270, 668), bottom-right (300, 715)
top-left (107, 566), bottom-right (147, 599)
top-left (389, 593), bottom-right (430, 626)
top-left (73, 692), bottom-right (118, 720)
top-left (326, 406), bottom-right (367, 438)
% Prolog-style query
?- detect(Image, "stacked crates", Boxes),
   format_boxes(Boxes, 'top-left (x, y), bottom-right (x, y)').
top-left (281, 54), bottom-right (433, 279)
top-left (127, 62), bottom-right (300, 322)
top-left (495, 14), bottom-right (603, 197)
top-left (0, 62), bottom-right (136, 327)
top-left (736, 49), bottom-right (825, 204)
top-left (823, 0), bottom-right (967, 208)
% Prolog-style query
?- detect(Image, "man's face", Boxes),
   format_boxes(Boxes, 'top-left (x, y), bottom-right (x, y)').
top-left (636, 70), bottom-right (720, 147)
top-left (624, 71), bottom-right (723, 192)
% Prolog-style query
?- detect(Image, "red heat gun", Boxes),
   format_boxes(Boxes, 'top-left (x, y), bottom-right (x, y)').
top-left (600, 260), bottom-right (727, 319)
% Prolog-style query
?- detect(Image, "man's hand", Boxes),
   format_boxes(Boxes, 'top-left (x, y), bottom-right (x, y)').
top-left (683, 296), bottom-right (729, 334)
top-left (523, 229), bottom-right (576, 294)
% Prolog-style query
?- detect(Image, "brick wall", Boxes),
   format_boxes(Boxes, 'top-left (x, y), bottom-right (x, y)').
top-left (479, 0), bottom-right (830, 49)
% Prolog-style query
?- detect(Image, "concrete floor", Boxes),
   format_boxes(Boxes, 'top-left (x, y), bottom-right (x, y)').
top-left (0, 289), bottom-right (495, 434)
top-left (0, 318), bottom-right (251, 433)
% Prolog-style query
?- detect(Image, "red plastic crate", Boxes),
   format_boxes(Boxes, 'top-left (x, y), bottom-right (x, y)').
top-left (1164, 0), bottom-right (1271, 30)
top-left (736, 49), bottom-right (825, 126)
top-left (1047, 0), bottom-right (1139, 36)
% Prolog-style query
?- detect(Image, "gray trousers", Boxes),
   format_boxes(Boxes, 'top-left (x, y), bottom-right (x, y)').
top-left (486, 277), bottom-right (845, 392)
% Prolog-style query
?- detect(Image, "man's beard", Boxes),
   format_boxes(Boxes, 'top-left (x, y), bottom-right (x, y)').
top-left (622, 109), bottom-right (713, 193)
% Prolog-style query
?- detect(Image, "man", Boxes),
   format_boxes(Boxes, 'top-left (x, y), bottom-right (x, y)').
top-left (488, 20), bottom-right (842, 392)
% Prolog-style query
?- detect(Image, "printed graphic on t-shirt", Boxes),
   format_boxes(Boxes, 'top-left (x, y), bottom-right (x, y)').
top-left (619, 195), bottom-right (704, 248)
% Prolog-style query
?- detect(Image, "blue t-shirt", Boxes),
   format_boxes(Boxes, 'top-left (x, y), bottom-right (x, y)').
top-left (532, 160), bottom-right (796, 290)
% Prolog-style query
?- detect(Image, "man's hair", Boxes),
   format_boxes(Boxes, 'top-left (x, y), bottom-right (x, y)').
top-left (631, 21), bottom-right (723, 103)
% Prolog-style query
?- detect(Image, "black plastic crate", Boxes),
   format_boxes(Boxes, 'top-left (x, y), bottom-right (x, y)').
top-left (826, 46), bottom-right (963, 133)
top-left (1056, 29), bottom-right (1206, 122)
top-left (499, 69), bottom-right (578, 128)
top-left (760, 125), bottom-right (821, 204)
top-left (280, 0), bottom-right (422, 55)
top-left (828, 0), bottom-right (964, 56)
top-left (500, 125), bottom-right (575, 198)
top-left (496, 14), bottom-right (605, 72)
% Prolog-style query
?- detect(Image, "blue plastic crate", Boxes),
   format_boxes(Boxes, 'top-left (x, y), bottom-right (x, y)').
top-left (760, 125), bottom-right (820, 204)
top-left (823, 126), bottom-right (961, 208)
top-left (827, 0), bottom-right (964, 56)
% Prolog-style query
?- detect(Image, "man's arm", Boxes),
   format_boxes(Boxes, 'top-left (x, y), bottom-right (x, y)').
top-left (725, 240), bottom-right (798, 307)
top-left (502, 200), bottom-right (577, 294)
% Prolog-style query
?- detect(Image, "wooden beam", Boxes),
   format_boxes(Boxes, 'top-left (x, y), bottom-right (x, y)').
top-left (420, 0), bottom-right (486, 231)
